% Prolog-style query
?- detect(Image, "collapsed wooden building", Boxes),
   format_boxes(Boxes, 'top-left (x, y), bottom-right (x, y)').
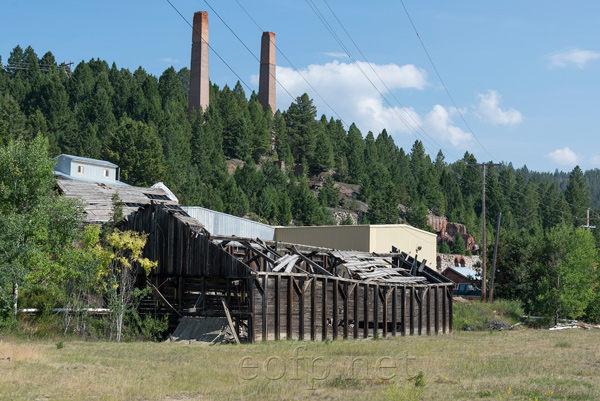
top-left (124, 203), bottom-right (454, 342)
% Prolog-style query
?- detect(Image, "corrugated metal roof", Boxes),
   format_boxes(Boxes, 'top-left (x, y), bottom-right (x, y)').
top-left (446, 266), bottom-right (481, 280)
top-left (182, 206), bottom-right (275, 240)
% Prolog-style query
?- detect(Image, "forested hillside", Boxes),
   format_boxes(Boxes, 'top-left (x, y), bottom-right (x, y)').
top-left (1, 45), bottom-right (599, 239)
top-left (2, 45), bottom-right (600, 321)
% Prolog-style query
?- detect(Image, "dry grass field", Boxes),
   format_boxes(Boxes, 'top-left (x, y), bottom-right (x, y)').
top-left (0, 329), bottom-right (599, 400)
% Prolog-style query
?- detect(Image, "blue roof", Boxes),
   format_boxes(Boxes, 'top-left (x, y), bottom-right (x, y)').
top-left (54, 154), bottom-right (119, 168)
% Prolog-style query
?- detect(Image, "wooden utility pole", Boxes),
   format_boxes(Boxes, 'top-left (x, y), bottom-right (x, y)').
top-left (575, 208), bottom-right (599, 230)
top-left (466, 162), bottom-right (502, 302)
top-left (489, 212), bottom-right (502, 303)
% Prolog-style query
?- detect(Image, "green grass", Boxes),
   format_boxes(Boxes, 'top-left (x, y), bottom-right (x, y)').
top-left (1, 329), bottom-right (599, 400)
top-left (453, 299), bottom-right (524, 331)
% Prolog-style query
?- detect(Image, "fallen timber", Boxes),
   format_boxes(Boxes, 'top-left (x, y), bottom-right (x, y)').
top-left (122, 203), bottom-right (454, 342)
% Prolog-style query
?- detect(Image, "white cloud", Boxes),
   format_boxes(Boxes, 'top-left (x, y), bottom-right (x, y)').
top-left (160, 57), bottom-right (180, 64)
top-left (249, 60), bottom-right (478, 149)
top-left (475, 90), bottom-right (523, 126)
top-left (545, 147), bottom-right (582, 166)
top-left (424, 105), bottom-right (473, 148)
top-left (322, 52), bottom-right (349, 58)
top-left (590, 155), bottom-right (600, 166)
top-left (548, 48), bottom-right (600, 69)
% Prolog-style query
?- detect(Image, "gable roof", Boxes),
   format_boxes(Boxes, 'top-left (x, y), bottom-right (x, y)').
top-left (54, 154), bottom-right (118, 168)
top-left (445, 266), bottom-right (481, 280)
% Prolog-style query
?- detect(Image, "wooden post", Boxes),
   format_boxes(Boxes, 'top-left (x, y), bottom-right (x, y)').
top-left (353, 283), bottom-right (359, 339)
top-left (392, 286), bottom-right (397, 336)
top-left (410, 286), bottom-right (415, 335)
top-left (343, 282), bottom-right (349, 339)
top-left (434, 286), bottom-right (439, 335)
top-left (299, 279), bottom-right (305, 340)
top-left (248, 277), bottom-right (255, 343)
top-left (333, 279), bottom-right (339, 340)
top-left (310, 278), bottom-right (316, 340)
top-left (382, 288), bottom-right (388, 337)
top-left (287, 276), bottom-right (293, 339)
top-left (322, 277), bottom-right (328, 341)
top-left (363, 283), bottom-right (369, 338)
top-left (442, 284), bottom-right (447, 334)
top-left (262, 274), bottom-right (268, 342)
top-left (274, 275), bottom-right (280, 340)
top-left (220, 297), bottom-right (240, 345)
top-left (448, 286), bottom-right (453, 333)
top-left (401, 286), bottom-right (407, 336)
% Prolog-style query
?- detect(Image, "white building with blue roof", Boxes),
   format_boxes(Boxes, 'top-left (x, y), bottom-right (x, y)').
top-left (53, 154), bottom-right (128, 185)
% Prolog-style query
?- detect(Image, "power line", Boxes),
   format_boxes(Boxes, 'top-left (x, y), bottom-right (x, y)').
top-left (305, 0), bottom-right (441, 155)
top-left (321, 0), bottom-right (460, 161)
top-left (234, 0), bottom-right (349, 127)
top-left (165, 0), bottom-right (253, 92)
top-left (399, 0), bottom-right (497, 162)
top-left (203, 0), bottom-right (297, 103)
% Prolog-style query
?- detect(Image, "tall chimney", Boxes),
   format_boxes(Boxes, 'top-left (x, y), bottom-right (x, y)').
top-left (258, 32), bottom-right (276, 113)
top-left (189, 11), bottom-right (209, 112)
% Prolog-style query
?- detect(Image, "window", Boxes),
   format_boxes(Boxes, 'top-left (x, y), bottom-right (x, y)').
top-left (77, 165), bottom-right (84, 174)
top-left (103, 169), bottom-right (109, 177)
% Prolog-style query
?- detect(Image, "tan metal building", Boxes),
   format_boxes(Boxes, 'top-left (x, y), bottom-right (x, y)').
top-left (275, 224), bottom-right (437, 266)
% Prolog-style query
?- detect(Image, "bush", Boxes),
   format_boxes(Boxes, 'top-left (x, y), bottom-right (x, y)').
top-left (453, 299), bottom-right (524, 331)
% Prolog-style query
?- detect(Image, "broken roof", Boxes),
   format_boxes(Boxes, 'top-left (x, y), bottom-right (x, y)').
top-left (57, 180), bottom-right (178, 224)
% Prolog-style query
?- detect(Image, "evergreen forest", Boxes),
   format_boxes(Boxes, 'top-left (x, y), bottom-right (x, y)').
top-left (2, 45), bottom-right (600, 324)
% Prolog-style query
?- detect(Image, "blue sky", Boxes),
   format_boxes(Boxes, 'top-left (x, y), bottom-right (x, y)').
top-left (2, 0), bottom-right (600, 173)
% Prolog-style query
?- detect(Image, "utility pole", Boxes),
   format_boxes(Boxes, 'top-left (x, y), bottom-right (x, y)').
top-left (466, 162), bottom-right (502, 302)
top-left (575, 208), bottom-right (599, 230)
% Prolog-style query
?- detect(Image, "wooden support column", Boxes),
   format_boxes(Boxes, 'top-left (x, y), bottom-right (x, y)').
top-left (332, 279), bottom-right (339, 340)
top-left (353, 283), bottom-right (359, 339)
top-left (287, 276), bottom-right (293, 339)
top-left (373, 285), bottom-right (379, 338)
top-left (310, 278), bottom-right (316, 340)
top-left (248, 277), bottom-right (255, 343)
top-left (298, 279), bottom-right (305, 340)
top-left (442, 284), bottom-right (447, 334)
top-left (262, 274), bottom-right (268, 342)
top-left (392, 286), bottom-right (397, 336)
top-left (401, 286), bottom-right (407, 336)
top-left (343, 282), bottom-right (349, 339)
top-left (363, 283), bottom-right (369, 338)
top-left (274, 275), bottom-right (280, 340)
top-left (426, 288), bottom-right (431, 335)
top-left (448, 286), bottom-right (453, 333)
top-left (434, 286), bottom-right (439, 335)
top-left (410, 286), bottom-right (415, 335)
top-left (382, 288), bottom-right (388, 338)
top-left (322, 277), bottom-right (328, 341)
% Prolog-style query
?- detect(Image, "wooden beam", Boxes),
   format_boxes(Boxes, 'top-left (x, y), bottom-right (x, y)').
top-left (322, 277), bottom-right (328, 341)
top-left (290, 246), bottom-right (333, 276)
top-left (311, 277), bottom-right (316, 341)
top-left (299, 279), bottom-right (305, 340)
top-left (287, 276), bottom-right (293, 339)
top-left (262, 275), bottom-right (268, 342)
top-left (363, 284), bottom-right (369, 338)
top-left (146, 280), bottom-right (182, 318)
top-left (333, 278), bottom-right (339, 340)
top-left (392, 286), bottom-right (397, 336)
top-left (248, 277), bottom-right (255, 343)
top-left (343, 282), bottom-right (349, 339)
top-left (275, 275), bottom-right (280, 341)
top-left (353, 283), bottom-right (359, 339)
top-left (220, 297), bottom-right (240, 345)
top-left (373, 284), bottom-right (379, 338)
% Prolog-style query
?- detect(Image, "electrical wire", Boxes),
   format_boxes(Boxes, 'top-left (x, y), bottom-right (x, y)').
top-left (234, 0), bottom-right (349, 127)
top-left (203, 0), bottom-right (297, 103)
top-left (399, 0), bottom-right (497, 162)
top-left (165, 0), bottom-right (253, 92)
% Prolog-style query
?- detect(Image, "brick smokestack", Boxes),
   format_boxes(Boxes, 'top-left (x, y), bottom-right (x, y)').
top-left (258, 32), bottom-right (276, 113)
top-left (189, 11), bottom-right (209, 113)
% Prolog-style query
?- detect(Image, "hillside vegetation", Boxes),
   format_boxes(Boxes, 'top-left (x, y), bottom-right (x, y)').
top-left (1, 45), bottom-right (600, 323)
